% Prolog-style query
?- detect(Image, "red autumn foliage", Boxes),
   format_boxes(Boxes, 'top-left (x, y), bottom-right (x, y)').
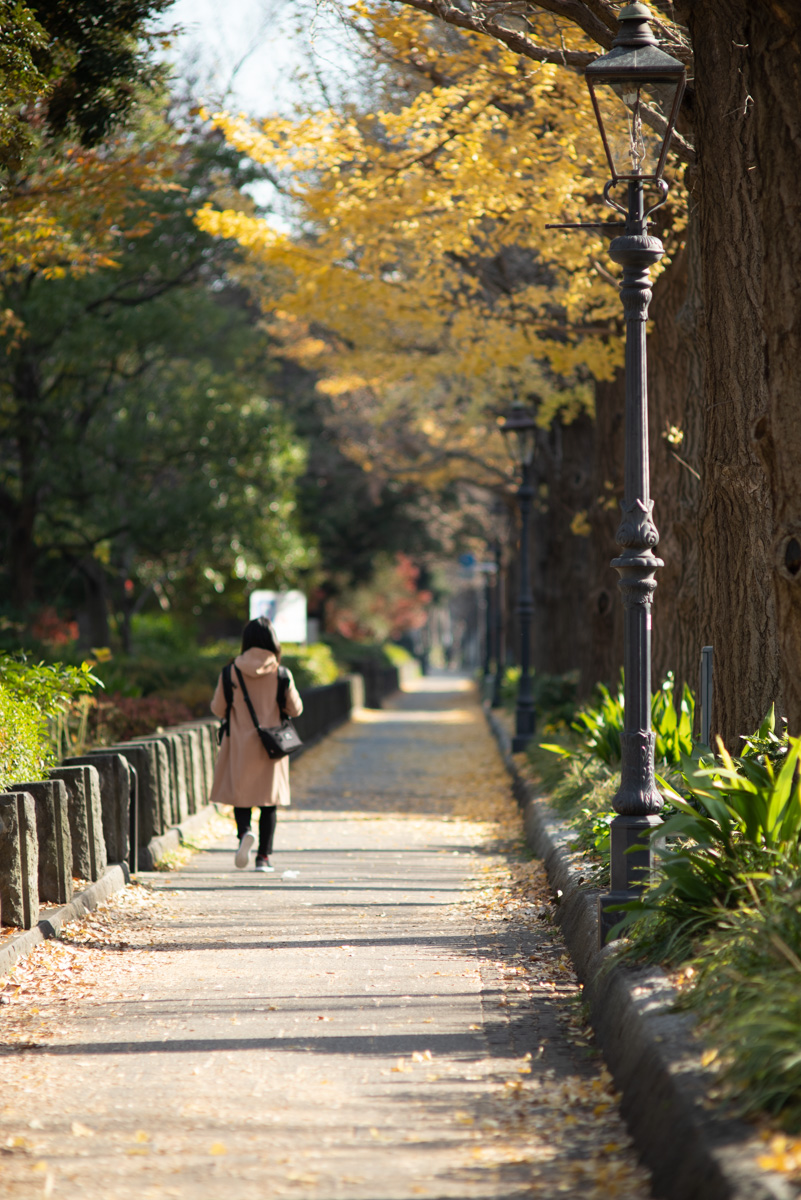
top-left (31, 606), bottom-right (79, 646)
top-left (89, 693), bottom-right (194, 745)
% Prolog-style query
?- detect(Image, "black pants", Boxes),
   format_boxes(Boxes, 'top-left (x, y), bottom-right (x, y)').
top-left (234, 806), bottom-right (277, 858)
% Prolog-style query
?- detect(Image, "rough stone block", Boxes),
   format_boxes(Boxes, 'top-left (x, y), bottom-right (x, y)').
top-left (15, 780), bottom-right (73, 904)
top-left (49, 765), bottom-right (107, 882)
top-left (0, 792), bottom-right (39, 928)
top-left (110, 740), bottom-right (169, 846)
top-left (196, 722), bottom-right (216, 787)
top-left (64, 753), bottom-right (132, 866)
top-left (181, 729), bottom-right (206, 814)
top-left (137, 733), bottom-right (186, 826)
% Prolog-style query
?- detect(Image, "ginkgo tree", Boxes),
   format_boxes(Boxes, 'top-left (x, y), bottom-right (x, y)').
top-left (196, 2), bottom-right (686, 489)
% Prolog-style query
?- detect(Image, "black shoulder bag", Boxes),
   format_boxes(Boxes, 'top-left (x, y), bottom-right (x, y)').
top-left (234, 664), bottom-right (303, 759)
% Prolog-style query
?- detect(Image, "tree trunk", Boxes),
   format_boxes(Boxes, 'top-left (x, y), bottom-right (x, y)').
top-left (648, 204), bottom-right (705, 702)
top-left (530, 413), bottom-right (599, 685)
top-left (76, 557), bottom-right (110, 649)
top-left (681, 0), bottom-right (801, 744)
top-left (749, 0), bottom-right (801, 735)
top-left (585, 372), bottom-right (626, 696)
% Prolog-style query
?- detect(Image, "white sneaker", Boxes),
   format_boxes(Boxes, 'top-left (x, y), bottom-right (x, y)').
top-left (235, 830), bottom-right (255, 869)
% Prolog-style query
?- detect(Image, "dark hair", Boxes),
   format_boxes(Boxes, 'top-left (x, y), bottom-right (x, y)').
top-left (241, 616), bottom-right (281, 659)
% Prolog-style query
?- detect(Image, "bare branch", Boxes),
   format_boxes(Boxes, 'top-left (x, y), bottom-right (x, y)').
top-left (386, 0), bottom-right (595, 66)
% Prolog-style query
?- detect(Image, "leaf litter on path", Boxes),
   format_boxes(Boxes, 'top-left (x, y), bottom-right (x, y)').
top-left (0, 684), bottom-right (653, 1198)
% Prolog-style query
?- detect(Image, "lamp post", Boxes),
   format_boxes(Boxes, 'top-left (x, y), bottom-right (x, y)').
top-left (579, 3), bottom-right (685, 944)
top-left (480, 561), bottom-right (494, 682)
top-left (500, 404), bottom-right (537, 753)
top-left (490, 519), bottom-right (504, 710)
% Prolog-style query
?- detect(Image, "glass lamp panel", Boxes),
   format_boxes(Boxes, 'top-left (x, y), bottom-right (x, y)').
top-left (592, 78), bottom-right (679, 179)
top-left (505, 424), bottom-right (536, 468)
top-left (516, 425), bottom-right (536, 468)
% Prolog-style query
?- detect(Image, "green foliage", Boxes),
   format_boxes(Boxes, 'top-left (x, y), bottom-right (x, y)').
top-left (570, 678), bottom-right (624, 766)
top-left (0, 653), bottom-right (99, 715)
top-left (566, 671), bottom-right (694, 769)
top-left (281, 643), bottom-right (340, 689)
top-left (0, 652), bottom-right (102, 781)
top-left (500, 667), bottom-right (578, 728)
top-left (685, 885), bottom-right (801, 1126)
top-left (0, 679), bottom-right (55, 789)
top-left (382, 642), bottom-right (416, 668)
top-left (740, 703), bottom-right (790, 765)
top-left (86, 638), bottom-right (342, 723)
top-left (526, 737), bottom-right (617, 880)
top-left (652, 674), bottom-right (695, 764)
top-left (323, 634), bottom-right (404, 672)
top-left (0, 109), bottom-right (313, 639)
top-left (619, 729), bottom-right (801, 962)
top-left (27, 0), bottom-right (173, 147)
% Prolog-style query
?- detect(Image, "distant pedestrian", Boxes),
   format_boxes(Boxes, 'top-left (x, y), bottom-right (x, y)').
top-left (210, 617), bottom-right (304, 872)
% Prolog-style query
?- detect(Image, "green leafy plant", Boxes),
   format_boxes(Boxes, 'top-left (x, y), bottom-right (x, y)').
top-left (0, 653), bottom-right (102, 762)
top-left (568, 671), bottom-right (695, 769)
top-left (619, 733), bottom-right (801, 961)
top-left (652, 673), bottom-right (695, 764)
top-left (686, 883), bottom-right (801, 1126)
top-left (0, 680), bottom-right (55, 789)
top-left (570, 678), bottom-right (624, 766)
top-left (740, 703), bottom-right (789, 765)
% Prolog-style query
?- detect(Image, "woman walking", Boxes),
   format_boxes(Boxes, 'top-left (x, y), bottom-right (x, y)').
top-left (209, 616), bottom-right (303, 872)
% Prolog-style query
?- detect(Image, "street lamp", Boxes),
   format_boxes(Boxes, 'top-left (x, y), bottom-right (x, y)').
top-left (500, 403), bottom-right (537, 753)
top-left (490, 500), bottom-right (506, 711)
top-left (584, 3), bottom-right (686, 944)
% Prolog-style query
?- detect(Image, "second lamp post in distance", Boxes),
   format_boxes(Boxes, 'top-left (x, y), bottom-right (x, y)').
top-left (500, 403), bottom-right (537, 753)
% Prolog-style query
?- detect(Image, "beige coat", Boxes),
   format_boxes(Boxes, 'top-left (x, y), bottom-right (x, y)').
top-left (209, 648), bottom-right (303, 808)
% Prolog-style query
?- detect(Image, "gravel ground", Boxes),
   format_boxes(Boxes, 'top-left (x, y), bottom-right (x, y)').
top-left (0, 673), bottom-right (652, 1200)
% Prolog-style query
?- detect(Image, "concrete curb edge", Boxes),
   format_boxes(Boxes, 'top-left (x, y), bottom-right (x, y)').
top-left (484, 703), bottom-right (792, 1200)
top-left (0, 863), bottom-right (130, 979)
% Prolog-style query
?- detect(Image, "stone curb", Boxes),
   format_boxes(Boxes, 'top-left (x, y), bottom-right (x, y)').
top-left (0, 863), bottom-right (130, 979)
top-left (484, 704), bottom-right (792, 1200)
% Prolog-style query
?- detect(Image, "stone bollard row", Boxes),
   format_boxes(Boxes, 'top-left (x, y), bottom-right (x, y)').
top-left (101, 720), bottom-right (218, 858)
top-left (0, 721), bottom-right (217, 933)
top-left (0, 689), bottom-right (348, 931)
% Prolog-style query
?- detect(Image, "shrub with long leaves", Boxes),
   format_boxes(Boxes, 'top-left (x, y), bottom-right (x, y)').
top-left (686, 882), bottom-right (801, 1126)
top-left (562, 671), bottom-right (694, 770)
top-left (619, 733), bottom-right (801, 961)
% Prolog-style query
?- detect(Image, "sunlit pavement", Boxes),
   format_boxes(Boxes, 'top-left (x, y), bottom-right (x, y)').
top-left (0, 671), bottom-right (650, 1199)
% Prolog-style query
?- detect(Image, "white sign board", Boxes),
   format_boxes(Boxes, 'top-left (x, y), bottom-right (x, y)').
top-left (248, 590), bottom-right (308, 643)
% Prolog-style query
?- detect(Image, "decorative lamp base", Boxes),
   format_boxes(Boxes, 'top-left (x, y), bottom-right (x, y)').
top-left (598, 813), bottom-right (662, 947)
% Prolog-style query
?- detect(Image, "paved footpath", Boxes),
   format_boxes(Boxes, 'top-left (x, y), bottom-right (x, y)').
top-left (0, 675), bottom-right (651, 1200)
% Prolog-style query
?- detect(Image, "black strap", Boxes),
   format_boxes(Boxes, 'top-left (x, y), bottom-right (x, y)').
top-left (218, 662), bottom-right (235, 743)
top-left (230, 663), bottom-right (291, 733)
top-left (277, 666), bottom-right (289, 718)
top-left (233, 664), bottom-right (262, 734)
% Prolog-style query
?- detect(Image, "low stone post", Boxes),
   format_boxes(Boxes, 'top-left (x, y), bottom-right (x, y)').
top-left (16, 780), bottom-right (73, 904)
top-left (138, 733), bottom-right (186, 825)
top-left (110, 741), bottom-right (169, 847)
top-left (64, 752), bottom-right (132, 866)
top-left (181, 728), bottom-right (206, 814)
top-left (50, 765), bottom-right (107, 882)
top-left (0, 792), bottom-right (39, 928)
